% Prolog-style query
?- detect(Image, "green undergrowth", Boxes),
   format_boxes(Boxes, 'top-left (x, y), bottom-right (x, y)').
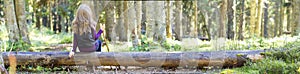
top-left (128, 35), bottom-right (299, 52)
top-left (0, 25), bottom-right (72, 52)
top-left (28, 27), bottom-right (72, 51)
top-left (129, 35), bottom-right (182, 52)
top-left (8, 66), bottom-right (72, 73)
top-left (222, 36), bottom-right (300, 74)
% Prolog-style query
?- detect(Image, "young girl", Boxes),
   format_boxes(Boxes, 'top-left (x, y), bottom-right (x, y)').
top-left (69, 4), bottom-right (103, 57)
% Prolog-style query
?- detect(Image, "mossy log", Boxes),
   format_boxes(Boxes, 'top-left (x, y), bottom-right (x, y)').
top-left (1, 50), bottom-right (265, 68)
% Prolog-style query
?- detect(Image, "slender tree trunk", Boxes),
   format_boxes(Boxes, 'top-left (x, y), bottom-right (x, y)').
top-left (57, 15), bottom-right (62, 33)
top-left (93, 0), bottom-right (99, 21)
top-left (52, 4), bottom-right (57, 33)
top-left (238, 0), bottom-right (245, 40)
top-left (292, 0), bottom-right (300, 36)
top-left (135, 1), bottom-right (142, 45)
top-left (48, 1), bottom-right (52, 29)
top-left (121, 1), bottom-right (129, 42)
top-left (145, 1), bottom-right (155, 39)
top-left (274, 1), bottom-right (280, 37)
top-left (286, 2), bottom-right (291, 32)
top-left (141, 1), bottom-right (147, 36)
top-left (255, 0), bottom-right (263, 36)
top-left (35, 11), bottom-right (41, 30)
top-left (278, 0), bottom-right (284, 36)
top-left (219, 0), bottom-right (227, 38)
top-left (200, 11), bottom-right (211, 40)
top-left (116, 1), bottom-right (125, 41)
top-left (136, 1), bottom-right (142, 40)
top-left (14, 0), bottom-right (31, 44)
top-left (127, 1), bottom-right (137, 45)
top-left (33, 4), bottom-right (41, 30)
top-left (193, 1), bottom-right (198, 38)
top-left (0, 0), bottom-right (3, 18)
top-left (294, 0), bottom-right (300, 35)
top-left (153, 1), bottom-right (166, 42)
top-left (250, 0), bottom-right (257, 36)
top-left (105, 1), bottom-right (116, 41)
top-left (174, 1), bottom-right (183, 41)
top-left (227, 0), bottom-right (234, 39)
top-left (166, 0), bottom-right (172, 39)
top-left (4, 0), bottom-right (20, 42)
top-left (263, 0), bottom-right (268, 38)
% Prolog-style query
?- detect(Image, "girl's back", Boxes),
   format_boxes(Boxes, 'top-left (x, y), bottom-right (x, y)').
top-left (71, 4), bottom-right (101, 52)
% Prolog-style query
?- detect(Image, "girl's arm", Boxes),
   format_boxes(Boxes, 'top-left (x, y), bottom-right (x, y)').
top-left (72, 34), bottom-right (78, 52)
top-left (95, 29), bottom-right (103, 40)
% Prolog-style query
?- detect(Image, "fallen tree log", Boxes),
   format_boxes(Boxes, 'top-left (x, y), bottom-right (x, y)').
top-left (1, 50), bottom-right (265, 68)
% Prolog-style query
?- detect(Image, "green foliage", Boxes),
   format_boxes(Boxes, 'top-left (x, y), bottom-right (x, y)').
top-left (161, 39), bottom-right (182, 51)
top-left (59, 34), bottom-right (72, 44)
top-left (6, 40), bottom-right (31, 51)
top-left (130, 35), bottom-right (182, 52)
top-left (234, 39), bottom-right (300, 74)
top-left (18, 66), bottom-right (67, 72)
top-left (224, 36), bottom-right (297, 51)
top-left (130, 35), bottom-right (152, 51)
top-left (235, 58), bottom-right (300, 74)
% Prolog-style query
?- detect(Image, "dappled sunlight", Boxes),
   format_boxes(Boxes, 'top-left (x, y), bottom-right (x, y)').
top-left (28, 27), bottom-right (72, 51)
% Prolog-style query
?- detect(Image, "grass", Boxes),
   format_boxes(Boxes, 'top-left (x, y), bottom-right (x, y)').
top-left (28, 26), bottom-right (72, 51)
top-left (221, 36), bottom-right (300, 74)
top-left (0, 23), bottom-right (72, 52)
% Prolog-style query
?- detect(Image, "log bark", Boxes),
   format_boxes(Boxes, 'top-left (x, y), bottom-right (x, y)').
top-left (2, 50), bottom-right (265, 68)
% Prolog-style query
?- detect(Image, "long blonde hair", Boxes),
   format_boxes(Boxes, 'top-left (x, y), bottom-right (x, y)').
top-left (72, 4), bottom-right (96, 35)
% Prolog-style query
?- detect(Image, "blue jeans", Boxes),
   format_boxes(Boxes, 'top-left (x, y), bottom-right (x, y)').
top-left (96, 40), bottom-right (102, 52)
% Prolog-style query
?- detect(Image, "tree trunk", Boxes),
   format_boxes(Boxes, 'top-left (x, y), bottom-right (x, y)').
top-left (116, 1), bottom-right (124, 42)
top-left (14, 0), bottom-right (31, 44)
top-left (35, 12), bottom-right (41, 30)
top-left (250, 0), bottom-right (257, 36)
top-left (166, 0), bottom-right (172, 39)
top-left (238, 0), bottom-right (245, 40)
top-left (136, 1), bottom-right (142, 40)
top-left (219, 0), bottom-right (227, 38)
top-left (48, 1), bottom-right (52, 29)
top-left (263, 1), bottom-right (268, 38)
top-left (286, 1), bottom-right (291, 32)
top-left (4, 0), bottom-right (20, 42)
top-left (120, 1), bottom-right (129, 42)
top-left (145, 1), bottom-right (155, 39)
top-left (2, 50), bottom-right (265, 68)
top-left (278, 0), bottom-right (284, 36)
top-left (105, 1), bottom-right (116, 41)
top-left (153, 1), bottom-right (166, 42)
top-left (292, 0), bottom-right (300, 36)
top-left (127, 1), bottom-right (137, 45)
top-left (274, 1), bottom-right (280, 37)
top-left (193, 1), bottom-right (198, 38)
top-left (227, 0), bottom-right (234, 39)
top-left (141, 1), bottom-right (147, 36)
top-left (93, 0), bottom-right (99, 21)
top-left (174, 1), bottom-right (183, 41)
top-left (33, 4), bottom-right (41, 30)
top-left (256, 0), bottom-right (263, 36)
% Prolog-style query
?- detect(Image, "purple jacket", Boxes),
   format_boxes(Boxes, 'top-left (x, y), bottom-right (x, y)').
top-left (72, 29), bottom-right (103, 52)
